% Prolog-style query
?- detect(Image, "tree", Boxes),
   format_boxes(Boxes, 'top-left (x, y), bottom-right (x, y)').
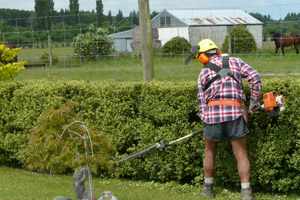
top-left (34, 0), bottom-right (54, 30)
top-left (129, 10), bottom-right (139, 26)
top-left (151, 11), bottom-right (159, 19)
top-left (222, 25), bottom-right (257, 53)
top-left (73, 25), bottom-right (113, 60)
top-left (116, 10), bottom-right (124, 24)
top-left (284, 12), bottom-right (300, 21)
top-left (249, 12), bottom-right (273, 23)
top-left (107, 10), bottom-right (113, 25)
top-left (69, 0), bottom-right (79, 25)
top-left (162, 37), bottom-right (191, 56)
top-left (96, 0), bottom-right (104, 27)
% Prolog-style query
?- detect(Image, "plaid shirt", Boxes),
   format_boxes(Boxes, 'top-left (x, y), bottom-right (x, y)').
top-left (197, 55), bottom-right (262, 124)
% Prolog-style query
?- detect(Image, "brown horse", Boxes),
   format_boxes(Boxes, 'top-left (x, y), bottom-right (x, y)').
top-left (272, 32), bottom-right (300, 55)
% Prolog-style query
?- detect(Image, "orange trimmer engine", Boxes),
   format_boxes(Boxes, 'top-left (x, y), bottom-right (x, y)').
top-left (262, 92), bottom-right (285, 118)
top-left (263, 92), bottom-right (277, 112)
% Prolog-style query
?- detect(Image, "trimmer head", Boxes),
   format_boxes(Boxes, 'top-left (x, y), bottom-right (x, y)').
top-left (184, 46), bottom-right (199, 65)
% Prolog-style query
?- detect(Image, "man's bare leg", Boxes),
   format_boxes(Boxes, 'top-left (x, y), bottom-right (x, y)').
top-left (204, 139), bottom-right (217, 178)
top-left (231, 137), bottom-right (254, 200)
top-left (201, 139), bottom-right (217, 198)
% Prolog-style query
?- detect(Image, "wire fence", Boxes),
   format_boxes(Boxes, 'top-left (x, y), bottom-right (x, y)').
top-left (0, 11), bottom-right (300, 80)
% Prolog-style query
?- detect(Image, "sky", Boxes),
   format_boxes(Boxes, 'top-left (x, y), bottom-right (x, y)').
top-left (0, 0), bottom-right (300, 19)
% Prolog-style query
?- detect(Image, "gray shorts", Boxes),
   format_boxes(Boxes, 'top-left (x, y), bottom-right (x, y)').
top-left (203, 117), bottom-right (249, 141)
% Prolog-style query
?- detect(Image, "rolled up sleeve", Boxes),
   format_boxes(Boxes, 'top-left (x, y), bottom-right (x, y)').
top-left (240, 59), bottom-right (262, 102)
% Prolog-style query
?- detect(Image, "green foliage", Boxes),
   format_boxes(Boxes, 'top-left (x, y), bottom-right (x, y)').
top-left (73, 25), bottom-right (113, 60)
top-left (129, 10), bottom-right (139, 26)
top-left (22, 101), bottom-right (114, 174)
top-left (222, 26), bottom-right (257, 54)
top-left (0, 44), bottom-right (25, 80)
top-left (162, 37), bottom-right (192, 56)
top-left (284, 12), bottom-right (300, 21)
top-left (116, 10), bottom-right (124, 24)
top-left (96, 0), bottom-right (104, 27)
top-left (34, 0), bottom-right (54, 30)
top-left (0, 80), bottom-right (300, 192)
top-left (249, 12), bottom-right (273, 23)
top-left (107, 11), bottom-right (113, 26)
top-left (69, 0), bottom-right (79, 25)
top-left (40, 51), bottom-right (59, 65)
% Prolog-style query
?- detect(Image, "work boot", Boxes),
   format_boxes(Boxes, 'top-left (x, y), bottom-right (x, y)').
top-left (200, 184), bottom-right (214, 199)
top-left (241, 188), bottom-right (255, 200)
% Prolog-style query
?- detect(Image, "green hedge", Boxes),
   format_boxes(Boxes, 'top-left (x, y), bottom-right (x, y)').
top-left (0, 80), bottom-right (299, 192)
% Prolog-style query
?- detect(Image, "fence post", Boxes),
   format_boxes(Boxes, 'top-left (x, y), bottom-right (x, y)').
top-left (48, 31), bottom-right (53, 67)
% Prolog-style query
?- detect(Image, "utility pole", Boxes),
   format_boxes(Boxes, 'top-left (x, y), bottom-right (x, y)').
top-left (138, 0), bottom-right (154, 81)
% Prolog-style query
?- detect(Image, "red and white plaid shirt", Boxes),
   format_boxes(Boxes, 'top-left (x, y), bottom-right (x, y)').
top-left (197, 55), bottom-right (262, 124)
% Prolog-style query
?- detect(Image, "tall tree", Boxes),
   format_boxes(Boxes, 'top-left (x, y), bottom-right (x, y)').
top-left (96, 0), bottom-right (104, 27)
top-left (34, 0), bottom-right (54, 30)
top-left (249, 12), bottom-right (272, 23)
top-left (69, 0), bottom-right (79, 24)
top-left (116, 10), bottom-right (124, 24)
top-left (107, 10), bottom-right (113, 25)
top-left (129, 10), bottom-right (139, 26)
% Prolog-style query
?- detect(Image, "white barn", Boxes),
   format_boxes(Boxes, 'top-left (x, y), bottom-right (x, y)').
top-left (110, 29), bottom-right (135, 52)
top-left (110, 9), bottom-right (263, 52)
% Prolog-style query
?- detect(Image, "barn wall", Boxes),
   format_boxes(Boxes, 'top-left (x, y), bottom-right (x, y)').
top-left (188, 26), bottom-right (228, 47)
top-left (247, 25), bottom-right (263, 48)
top-left (113, 38), bottom-right (133, 52)
top-left (152, 10), bottom-right (187, 28)
top-left (158, 27), bottom-right (190, 46)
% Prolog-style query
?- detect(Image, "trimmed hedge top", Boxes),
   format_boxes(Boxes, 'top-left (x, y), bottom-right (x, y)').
top-left (0, 79), bottom-right (299, 193)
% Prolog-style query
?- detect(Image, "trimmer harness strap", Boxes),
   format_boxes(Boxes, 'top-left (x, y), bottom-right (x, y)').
top-left (203, 56), bottom-right (239, 91)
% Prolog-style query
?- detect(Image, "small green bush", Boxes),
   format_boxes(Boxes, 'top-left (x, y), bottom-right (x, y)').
top-left (222, 26), bottom-right (257, 53)
top-left (0, 80), bottom-right (299, 192)
top-left (73, 25), bottom-right (113, 60)
top-left (40, 51), bottom-right (59, 65)
top-left (0, 44), bottom-right (25, 80)
top-left (162, 37), bottom-right (191, 56)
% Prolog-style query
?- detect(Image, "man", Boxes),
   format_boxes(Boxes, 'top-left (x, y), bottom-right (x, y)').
top-left (196, 39), bottom-right (262, 200)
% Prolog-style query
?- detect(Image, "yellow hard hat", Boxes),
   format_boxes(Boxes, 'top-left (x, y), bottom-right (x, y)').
top-left (198, 39), bottom-right (218, 53)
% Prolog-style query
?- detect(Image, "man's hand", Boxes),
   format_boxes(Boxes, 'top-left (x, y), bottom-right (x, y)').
top-left (249, 99), bottom-right (261, 114)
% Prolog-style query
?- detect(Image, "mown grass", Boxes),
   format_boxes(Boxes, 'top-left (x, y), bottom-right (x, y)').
top-left (16, 48), bottom-right (300, 81)
top-left (0, 167), bottom-right (299, 200)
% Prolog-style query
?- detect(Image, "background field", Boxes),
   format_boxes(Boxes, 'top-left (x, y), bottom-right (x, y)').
top-left (17, 45), bottom-right (300, 81)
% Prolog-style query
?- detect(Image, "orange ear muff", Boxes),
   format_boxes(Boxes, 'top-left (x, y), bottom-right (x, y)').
top-left (198, 53), bottom-right (209, 65)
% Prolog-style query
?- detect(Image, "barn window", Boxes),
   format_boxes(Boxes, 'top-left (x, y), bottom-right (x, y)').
top-left (166, 16), bottom-right (171, 25)
top-left (160, 16), bottom-right (171, 27)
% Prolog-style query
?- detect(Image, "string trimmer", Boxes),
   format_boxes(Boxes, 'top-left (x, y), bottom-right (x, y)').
top-left (118, 130), bottom-right (201, 163)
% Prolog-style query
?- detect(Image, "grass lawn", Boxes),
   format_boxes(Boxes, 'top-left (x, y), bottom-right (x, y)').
top-left (16, 47), bottom-right (300, 81)
top-left (0, 167), bottom-right (298, 200)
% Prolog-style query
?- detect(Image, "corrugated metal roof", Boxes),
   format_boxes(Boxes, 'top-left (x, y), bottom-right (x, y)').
top-left (109, 29), bottom-right (134, 39)
top-left (166, 9), bottom-right (263, 26)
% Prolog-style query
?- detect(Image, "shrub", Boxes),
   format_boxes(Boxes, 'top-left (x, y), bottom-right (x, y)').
top-left (162, 37), bottom-right (191, 56)
top-left (40, 51), bottom-right (59, 65)
top-left (21, 101), bottom-right (114, 175)
top-left (0, 80), bottom-right (299, 192)
top-left (222, 26), bottom-right (257, 53)
top-left (0, 44), bottom-right (25, 80)
top-left (73, 25), bottom-right (113, 60)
